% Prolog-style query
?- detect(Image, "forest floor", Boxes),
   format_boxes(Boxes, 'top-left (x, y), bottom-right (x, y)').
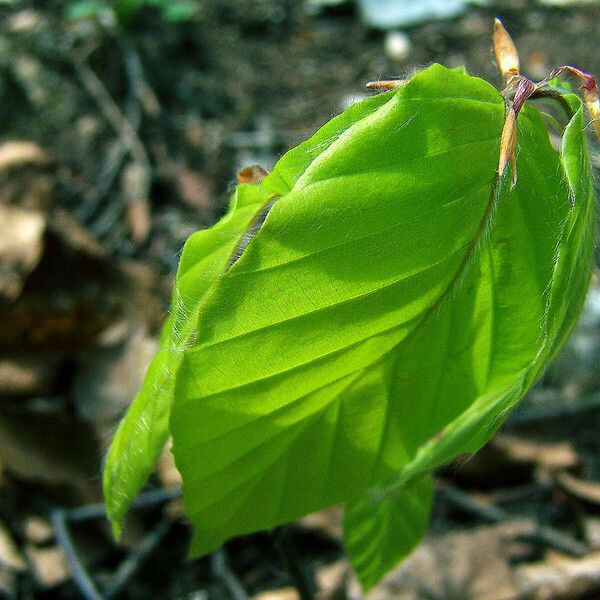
top-left (2, 0), bottom-right (600, 598)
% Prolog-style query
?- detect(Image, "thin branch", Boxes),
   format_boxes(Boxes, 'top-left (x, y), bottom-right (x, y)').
top-left (50, 488), bottom-right (182, 600)
top-left (104, 520), bottom-right (171, 598)
top-left (210, 549), bottom-right (249, 600)
top-left (50, 508), bottom-right (104, 600)
top-left (275, 526), bottom-right (316, 600)
top-left (73, 57), bottom-right (149, 172)
top-left (440, 484), bottom-right (589, 557)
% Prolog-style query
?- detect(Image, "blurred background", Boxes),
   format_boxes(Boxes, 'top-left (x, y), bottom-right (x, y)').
top-left (2, 0), bottom-right (600, 598)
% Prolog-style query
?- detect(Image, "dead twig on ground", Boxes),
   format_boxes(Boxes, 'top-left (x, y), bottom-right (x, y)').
top-left (103, 519), bottom-right (171, 598)
top-left (440, 484), bottom-right (589, 557)
top-left (71, 49), bottom-right (152, 242)
top-left (72, 56), bottom-right (150, 176)
top-left (275, 525), bottom-right (317, 600)
top-left (210, 549), bottom-right (249, 600)
top-left (50, 487), bottom-right (181, 600)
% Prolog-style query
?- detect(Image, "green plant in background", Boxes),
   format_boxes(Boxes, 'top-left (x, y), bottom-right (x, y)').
top-left (65, 0), bottom-right (198, 25)
top-left (103, 20), bottom-right (598, 590)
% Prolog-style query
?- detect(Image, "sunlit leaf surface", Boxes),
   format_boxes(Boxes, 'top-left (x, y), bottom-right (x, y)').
top-left (105, 65), bottom-right (594, 588)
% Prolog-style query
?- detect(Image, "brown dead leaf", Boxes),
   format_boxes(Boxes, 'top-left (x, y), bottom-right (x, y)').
top-left (0, 208), bottom-right (129, 352)
top-left (0, 141), bottom-right (55, 210)
top-left (316, 560), bottom-right (348, 600)
top-left (157, 438), bottom-right (182, 489)
top-left (72, 326), bottom-right (158, 424)
top-left (299, 507), bottom-right (343, 541)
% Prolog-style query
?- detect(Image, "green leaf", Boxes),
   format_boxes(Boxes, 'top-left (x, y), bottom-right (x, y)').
top-left (103, 183), bottom-right (274, 537)
top-left (105, 63), bottom-right (595, 589)
top-left (169, 64), bottom-right (593, 572)
top-left (344, 474), bottom-right (433, 591)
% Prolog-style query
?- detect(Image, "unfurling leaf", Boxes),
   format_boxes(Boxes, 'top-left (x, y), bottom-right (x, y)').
top-left (493, 18), bottom-right (520, 80)
top-left (104, 60), bottom-right (595, 590)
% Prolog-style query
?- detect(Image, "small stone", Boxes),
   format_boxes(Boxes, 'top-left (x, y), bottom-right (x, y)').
top-left (384, 31), bottom-right (411, 62)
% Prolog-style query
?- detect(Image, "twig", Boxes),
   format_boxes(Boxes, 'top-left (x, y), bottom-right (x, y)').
top-left (104, 520), bottom-right (171, 598)
top-left (50, 508), bottom-right (104, 600)
top-left (509, 391), bottom-right (600, 425)
top-left (87, 193), bottom-right (124, 237)
top-left (118, 31), bottom-right (160, 118)
top-left (72, 54), bottom-right (152, 241)
top-left (73, 57), bottom-right (150, 173)
top-left (50, 487), bottom-right (182, 600)
top-left (440, 484), bottom-right (589, 557)
top-left (210, 549), bottom-right (249, 600)
top-left (76, 141), bottom-right (127, 223)
top-left (66, 486), bottom-right (182, 523)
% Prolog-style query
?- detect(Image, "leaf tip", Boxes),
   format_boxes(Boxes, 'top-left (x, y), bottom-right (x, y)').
top-left (110, 519), bottom-right (123, 542)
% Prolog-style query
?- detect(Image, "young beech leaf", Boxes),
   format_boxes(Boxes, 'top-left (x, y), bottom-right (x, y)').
top-left (103, 183), bottom-right (275, 537)
top-left (105, 64), bottom-right (595, 589)
top-left (103, 87), bottom-right (395, 537)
